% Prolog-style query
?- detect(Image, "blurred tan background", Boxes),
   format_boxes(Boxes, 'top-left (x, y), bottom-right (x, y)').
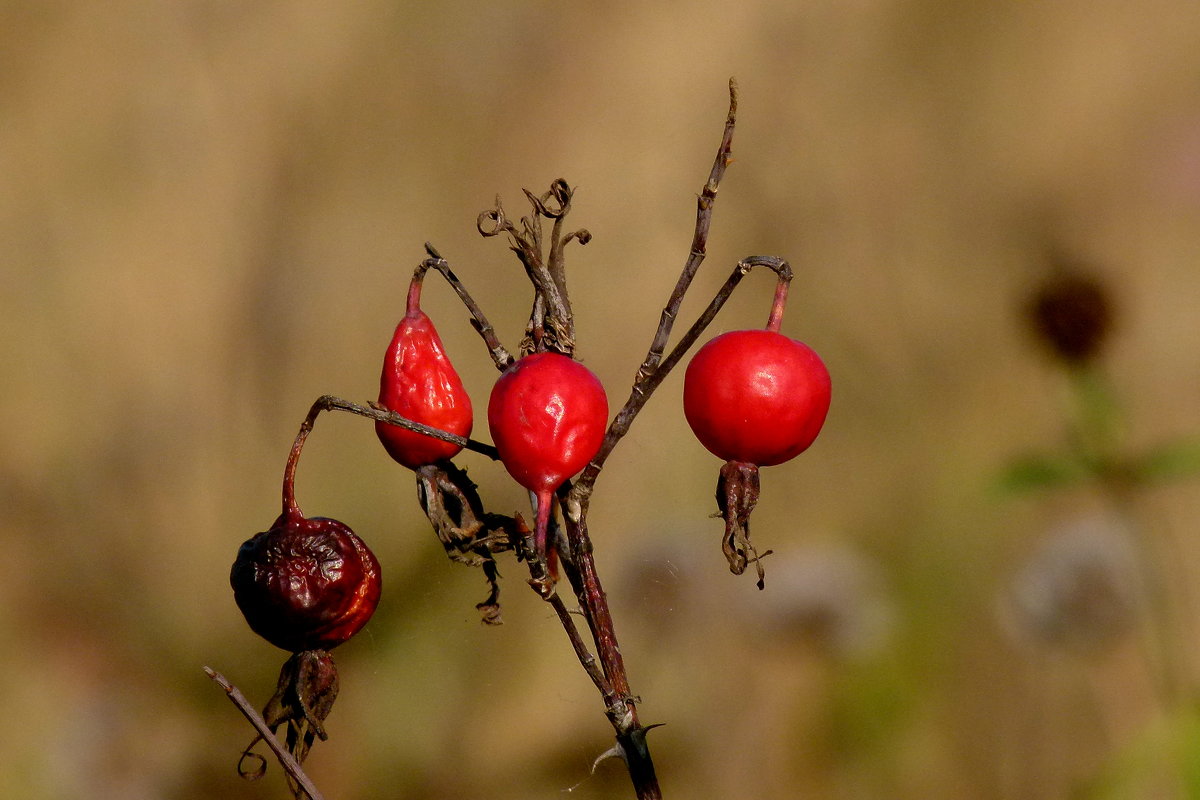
top-left (3, 1), bottom-right (1200, 798)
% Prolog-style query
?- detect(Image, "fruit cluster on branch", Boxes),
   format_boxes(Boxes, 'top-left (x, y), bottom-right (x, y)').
top-left (214, 80), bottom-right (831, 800)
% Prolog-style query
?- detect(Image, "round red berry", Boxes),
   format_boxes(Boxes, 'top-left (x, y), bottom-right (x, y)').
top-left (683, 329), bottom-right (830, 466)
top-left (487, 352), bottom-right (608, 493)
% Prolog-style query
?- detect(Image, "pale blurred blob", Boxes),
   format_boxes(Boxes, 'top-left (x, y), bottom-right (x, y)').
top-left (1002, 511), bottom-right (1142, 655)
top-left (750, 543), bottom-right (894, 659)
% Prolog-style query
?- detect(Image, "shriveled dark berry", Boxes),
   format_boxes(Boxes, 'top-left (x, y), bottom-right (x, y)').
top-left (231, 511), bottom-right (381, 653)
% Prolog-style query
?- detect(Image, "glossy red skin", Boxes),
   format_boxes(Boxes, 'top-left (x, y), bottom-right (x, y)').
top-left (684, 329), bottom-right (830, 466)
top-left (231, 513), bottom-right (382, 652)
top-left (376, 308), bottom-right (473, 469)
top-left (487, 352), bottom-right (609, 493)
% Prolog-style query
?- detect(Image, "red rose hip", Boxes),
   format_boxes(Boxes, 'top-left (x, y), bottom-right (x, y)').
top-left (229, 388), bottom-right (384, 777)
top-left (487, 351), bottom-right (608, 565)
top-left (683, 329), bottom-right (830, 466)
top-left (233, 410), bottom-right (382, 653)
top-left (231, 510), bottom-right (382, 653)
top-left (376, 274), bottom-right (473, 469)
top-left (683, 278), bottom-right (830, 589)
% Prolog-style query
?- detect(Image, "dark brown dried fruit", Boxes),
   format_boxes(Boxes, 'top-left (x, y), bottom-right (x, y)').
top-left (231, 508), bottom-right (381, 653)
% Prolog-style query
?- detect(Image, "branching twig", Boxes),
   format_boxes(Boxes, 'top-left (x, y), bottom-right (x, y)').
top-left (571, 81), bottom-right (745, 498)
top-left (418, 243), bottom-right (515, 371)
top-left (656, 255), bottom-right (793, 385)
top-left (478, 181), bottom-right (585, 355)
top-left (503, 505), bottom-right (615, 700)
top-left (522, 80), bottom-right (759, 800)
top-left (205, 667), bottom-right (327, 800)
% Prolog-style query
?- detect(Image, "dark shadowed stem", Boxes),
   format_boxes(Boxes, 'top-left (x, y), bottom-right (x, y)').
top-left (205, 667), bottom-right (327, 800)
top-left (418, 243), bottom-right (514, 371)
top-left (565, 510), bottom-right (661, 799)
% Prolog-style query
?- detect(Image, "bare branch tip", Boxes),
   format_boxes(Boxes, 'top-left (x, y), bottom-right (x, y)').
top-left (204, 666), bottom-right (234, 693)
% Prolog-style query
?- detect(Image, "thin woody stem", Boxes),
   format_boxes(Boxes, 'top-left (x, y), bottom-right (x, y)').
top-left (566, 510), bottom-right (661, 799)
top-left (547, 590), bottom-right (614, 699)
top-left (569, 80), bottom-right (739, 498)
top-left (419, 244), bottom-right (514, 370)
top-left (637, 79), bottom-right (738, 383)
top-left (282, 395), bottom-right (498, 515)
top-left (315, 394), bottom-right (498, 460)
top-left (205, 667), bottom-right (327, 800)
top-left (513, 505), bottom-right (617, 702)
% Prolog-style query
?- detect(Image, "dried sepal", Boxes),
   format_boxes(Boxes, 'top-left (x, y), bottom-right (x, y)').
top-left (237, 649), bottom-right (340, 798)
top-left (716, 460), bottom-right (772, 589)
top-left (415, 461), bottom-right (520, 624)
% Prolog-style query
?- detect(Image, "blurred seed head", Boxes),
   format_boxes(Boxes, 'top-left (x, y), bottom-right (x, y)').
top-left (1025, 266), bottom-right (1115, 365)
top-left (1002, 512), bottom-right (1142, 655)
top-left (748, 543), bottom-right (893, 660)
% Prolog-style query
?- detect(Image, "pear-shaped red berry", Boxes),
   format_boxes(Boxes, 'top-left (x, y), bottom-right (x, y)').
top-left (376, 275), bottom-right (473, 469)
